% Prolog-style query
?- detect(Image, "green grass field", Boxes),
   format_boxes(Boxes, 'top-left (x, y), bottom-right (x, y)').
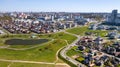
top-left (66, 26), bottom-right (108, 37)
top-left (0, 61), bottom-right (10, 67)
top-left (10, 63), bottom-right (55, 67)
top-left (38, 32), bottom-right (77, 44)
top-left (0, 61), bottom-right (55, 67)
top-left (0, 40), bottom-right (65, 62)
top-left (66, 46), bottom-right (85, 65)
top-left (0, 32), bottom-right (77, 67)
top-left (66, 46), bottom-right (79, 57)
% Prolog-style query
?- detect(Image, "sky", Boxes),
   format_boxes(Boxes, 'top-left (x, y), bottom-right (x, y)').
top-left (0, 0), bottom-right (120, 12)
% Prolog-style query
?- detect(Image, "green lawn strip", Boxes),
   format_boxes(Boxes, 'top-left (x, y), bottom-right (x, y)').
top-left (88, 30), bottom-right (107, 37)
top-left (0, 39), bottom-right (66, 62)
top-left (75, 57), bottom-right (85, 62)
top-left (66, 46), bottom-right (87, 67)
top-left (66, 46), bottom-right (85, 62)
top-left (0, 38), bottom-right (5, 46)
top-left (0, 61), bottom-right (10, 67)
top-left (58, 47), bottom-right (77, 67)
top-left (0, 32), bottom-right (77, 65)
top-left (66, 26), bottom-right (88, 35)
top-left (118, 64), bottom-right (120, 67)
top-left (66, 26), bottom-right (108, 37)
top-left (39, 32), bottom-right (77, 44)
top-left (9, 45), bottom-right (36, 49)
top-left (10, 62), bottom-right (55, 67)
top-left (66, 46), bottom-right (79, 57)
top-left (56, 58), bottom-right (64, 63)
top-left (67, 50), bottom-right (79, 57)
top-left (0, 34), bottom-right (30, 38)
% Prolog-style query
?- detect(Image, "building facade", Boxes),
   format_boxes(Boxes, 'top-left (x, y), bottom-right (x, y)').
top-left (106, 10), bottom-right (120, 25)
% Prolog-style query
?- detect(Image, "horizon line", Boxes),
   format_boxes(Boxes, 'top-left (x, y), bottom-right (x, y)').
top-left (0, 11), bottom-right (116, 13)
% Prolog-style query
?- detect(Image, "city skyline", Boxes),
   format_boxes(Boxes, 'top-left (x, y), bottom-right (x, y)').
top-left (0, 0), bottom-right (120, 12)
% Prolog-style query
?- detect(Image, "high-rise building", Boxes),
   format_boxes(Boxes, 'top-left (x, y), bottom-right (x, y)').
top-left (106, 10), bottom-right (120, 25)
top-left (111, 10), bottom-right (117, 23)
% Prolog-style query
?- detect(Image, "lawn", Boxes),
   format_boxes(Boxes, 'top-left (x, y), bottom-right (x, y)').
top-left (66, 46), bottom-right (79, 57)
top-left (66, 46), bottom-right (85, 66)
top-left (10, 63), bottom-right (55, 67)
top-left (0, 61), bottom-right (10, 67)
top-left (76, 57), bottom-right (85, 62)
top-left (66, 46), bottom-right (84, 60)
top-left (66, 26), bottom-right (108, 37)
top-left (118, 65), bottom-right (120, 67)
top-left (38, 32), bottom-right (77, 44)
top-left (0, 39), bottom-right (66, 62)
top-left (66, 26), bottom-right (88, 35)
top-left (0, 61), bottom-right (67, 67)
top-left (0, 32), bottom-right (77, 62)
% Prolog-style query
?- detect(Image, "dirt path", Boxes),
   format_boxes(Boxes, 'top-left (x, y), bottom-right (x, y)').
top-left (54, 40), bottom-right (68, 63)
top-left (0, 58), bottom-right (69, 67)
top-left (0, 59), bottom-right (55, 65)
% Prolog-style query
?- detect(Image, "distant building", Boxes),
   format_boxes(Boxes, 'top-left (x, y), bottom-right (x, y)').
top-left (106, 10), bottom-right (120, 25)
top-left (107, 31), bottom-right (120, 39)
top-left (74, 16), bottom-right (88, 25)
top-left (0, 30), bottom-right (5, 34)
top-left (89, 24), bottom-right (98, 30)
top-left (94, 36), bottom-right (103, 45)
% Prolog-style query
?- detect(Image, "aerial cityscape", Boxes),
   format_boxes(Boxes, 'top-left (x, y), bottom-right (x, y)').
top-left (0, 0), bottom-right (120, 67)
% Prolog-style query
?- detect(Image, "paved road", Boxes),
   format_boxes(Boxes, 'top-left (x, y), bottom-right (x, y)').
top-left (99, 50), bottom-right (120, 61)
top-left (60, 31), bottom-right (86, 67)
top-left (60, 31), bottom-right (120, 67)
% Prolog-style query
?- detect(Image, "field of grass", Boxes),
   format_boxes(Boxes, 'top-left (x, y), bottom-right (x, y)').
top-left (0, 61), bottom-right (10, 67)
top-left (66, 46), bottom-right (84, 61)
top-left (0, 32), bottom-right (77, 63)
top-left (67, 46), bottom-right (83, 56)
top-left (66, 46), bottom-right (85, 66)
top-left (66, 26), bottom-right (88, 35)
top-left (10, 63), bottom-right (55, 67)
top-left (0, 61), bottom-right (69, 67)
top-left (66, 26), bottom-right (108, 37)
top-left (76, 57), bottom-right (85, 62)
top-left (0, 61), bottom-right (55, 67)
top-left (38, 32), bottom-right (77, 44)
top-left (66, 46), bottom-right (79, 57)
top-left (0, 39), bottom-right (66, 62)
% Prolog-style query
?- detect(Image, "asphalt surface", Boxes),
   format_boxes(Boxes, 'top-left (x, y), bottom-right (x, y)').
top-left (60, 31), bottom-right (86, 67)
top-left (60, 31), bottom-right (120, 67)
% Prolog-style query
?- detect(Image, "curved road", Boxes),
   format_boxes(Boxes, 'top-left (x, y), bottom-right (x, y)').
top-left (60, 31), bottom-right (86, 67)
top-left (60, 31), bottom-right (120, 67)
